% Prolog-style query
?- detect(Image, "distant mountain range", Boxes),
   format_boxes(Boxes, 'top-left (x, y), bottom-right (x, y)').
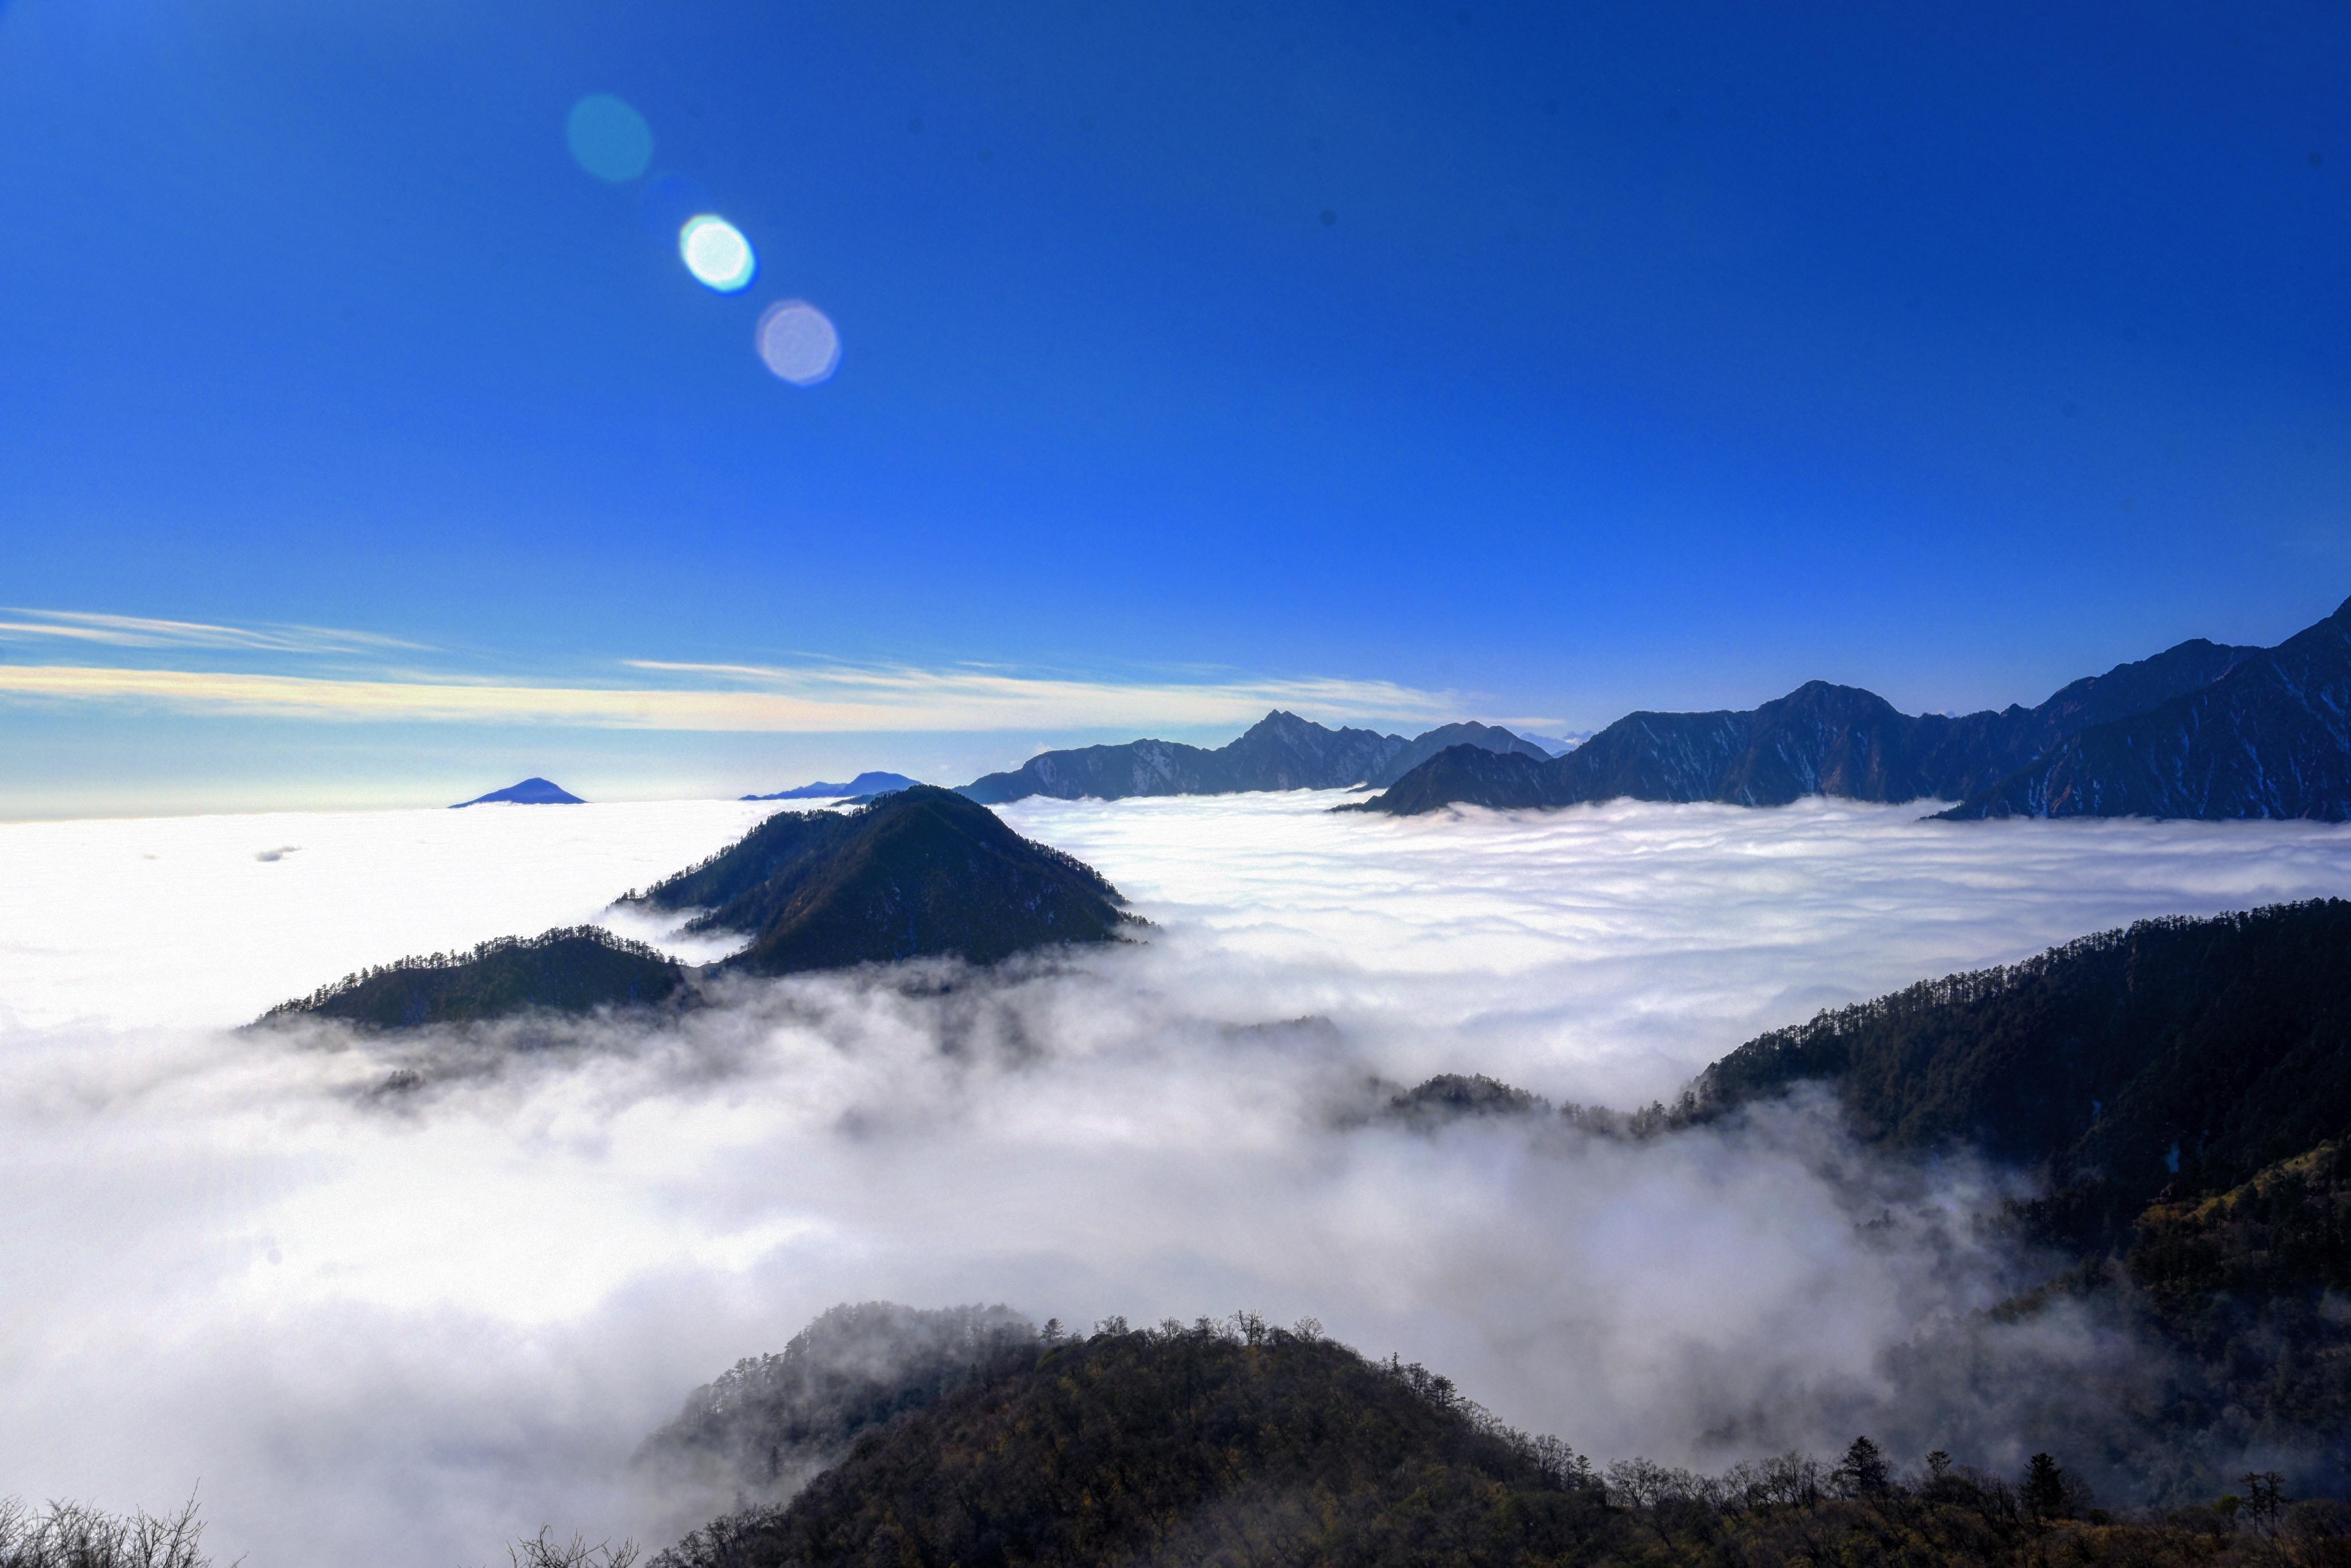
top-left (266, 787), bottom-right (1136, 1027)
top-left (451, 777), bottom-right (583, 808)
top-left (1937, 597), bottom-right (2351, 820)
top-left (1348, 600), bottom-right (2351, 819)
top-left (744, 771), bottom-right (921, 801)
top-left (957, 711), bottom-right (1551, 805)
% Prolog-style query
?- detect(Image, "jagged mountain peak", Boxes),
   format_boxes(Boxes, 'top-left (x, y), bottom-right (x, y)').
top-left (1352, 602), bottom-right (2323, 818)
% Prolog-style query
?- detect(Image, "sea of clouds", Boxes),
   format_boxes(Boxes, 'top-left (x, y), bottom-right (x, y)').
top-left (5, 791), bottom-right (2351, 1565)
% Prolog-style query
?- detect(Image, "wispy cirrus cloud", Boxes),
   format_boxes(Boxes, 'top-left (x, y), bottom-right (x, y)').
top-left (0, 659), bottom-right (1471, 733)
top-left (0, 608), bottom-right (429, 654)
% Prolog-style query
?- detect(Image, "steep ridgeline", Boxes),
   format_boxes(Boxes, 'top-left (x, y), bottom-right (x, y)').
top-left (625, 785), bottom-right (1137, 976)
top-left (957, 711), bottom-right (1550, 805)
top-left (1939, 596), bottom-right (2351, 821)
top-left (261, 928), bottom-right (685, 1027)
top-left (1348, 634), bottom-right (2262, 816)
top-left (1692, 899), bottom-right (2351, 1246)
top-left (265, 789), bottom-right (1137, 1027)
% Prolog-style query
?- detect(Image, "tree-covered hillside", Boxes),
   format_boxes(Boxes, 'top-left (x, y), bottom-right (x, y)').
top-left (650, 1316), bottom-right (1604, 1568)
top-left (628, 786), bottom-right (1138, 976)
top-left (641, 1312), bottom-right (2351, 1568)
top-left (1691, 899), bottom-right (2351, 1249)
top-left (262, 927), bottom-right (684, 1028)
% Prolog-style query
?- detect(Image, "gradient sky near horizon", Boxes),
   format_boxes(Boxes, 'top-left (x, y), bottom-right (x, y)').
top-left (2, 0), bottom-right (2347, 816)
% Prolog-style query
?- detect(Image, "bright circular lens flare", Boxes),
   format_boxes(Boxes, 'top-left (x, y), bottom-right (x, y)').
top-left (678, 215), bottom-right (755, 292)
top-left (565, 94), bottom-right (653, 183)
top-left (756, 300), bottom-right (842, 386)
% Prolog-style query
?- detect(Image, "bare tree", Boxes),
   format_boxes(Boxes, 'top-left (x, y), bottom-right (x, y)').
top-left (504, 1528), bottom-right (641, 1568)
top-left (0, 1495), bottom-right (214, 1568)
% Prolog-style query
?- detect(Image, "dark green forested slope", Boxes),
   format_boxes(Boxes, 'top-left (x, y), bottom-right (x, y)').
top-left (651, 1320), bottom-right (1607, 1568)
top-left (1683, 899), bottom-right (2351, 1477)
top-left (1692, 899), bottom-right (2351, 1249)
top-left (261, 927), bottom-right (684, 1028)
top-left (642, 1315), bottom-right (2351, 1568)
top-left (635, 1303), bottom-right (1040, 1506)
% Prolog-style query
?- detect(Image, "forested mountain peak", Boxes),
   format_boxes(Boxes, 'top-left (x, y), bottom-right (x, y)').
top-left (634, 785), bottom-right (1138, 976)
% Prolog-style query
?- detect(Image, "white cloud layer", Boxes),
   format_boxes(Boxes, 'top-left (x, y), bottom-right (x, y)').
top-left (4, 794), bottom-right (2350, 1565)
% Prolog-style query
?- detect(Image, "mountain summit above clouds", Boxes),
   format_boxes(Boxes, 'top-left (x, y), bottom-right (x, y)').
top-left (1349, 609), bottom-right (2307, 818)
top-left (451, 777), bottom-right (584, 807)
top-left (628, 785), bottom-right (1136, 976)
top-left (266, 787), bottom-right (1136, 1027)
top-left (957, 710), bottom-right (1550, 805)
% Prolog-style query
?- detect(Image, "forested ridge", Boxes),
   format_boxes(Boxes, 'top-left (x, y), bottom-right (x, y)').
top-left (636, 1315), bottom-right (2351, 1568)
top-left (1692, 899), bottom-right (2351, 1247)
top-left (258, 927), bottom-right (684, 1028)
top-left (1683, 899), bottom-right (2351, 1483)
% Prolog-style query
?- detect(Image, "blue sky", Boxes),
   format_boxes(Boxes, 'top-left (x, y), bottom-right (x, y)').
top-left (1, 0), bottom-right (2345, 814)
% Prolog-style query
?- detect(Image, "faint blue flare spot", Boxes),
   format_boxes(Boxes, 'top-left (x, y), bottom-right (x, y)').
top-left (758, 301), bottom-right (842, 385)
top-left (566, 94), bottom-right (653, 183)
top-left (679, 215), bottom-right (756, 292)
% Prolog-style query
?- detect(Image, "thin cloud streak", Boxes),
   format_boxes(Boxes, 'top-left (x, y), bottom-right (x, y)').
top-left (0, 607), bottom-right (429, 654)
top-left (0, 661), bottom-right (1464, 733)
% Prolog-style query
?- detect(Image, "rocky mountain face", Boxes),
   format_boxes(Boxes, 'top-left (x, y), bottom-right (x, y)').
top-left (1368, 720), bottom-right (1553, 785)
top-left (1351, 625), bottom-right (2276, 817)
top-left (957, 711), bottom-right (1547, 805)
top-left (1938, 600), bottom-right (2351, 821)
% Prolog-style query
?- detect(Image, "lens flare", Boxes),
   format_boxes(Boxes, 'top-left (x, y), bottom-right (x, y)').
top-left (756, 300), bottom-right (843, 385)
top-left (678, 215), bottom-right (755, 293)
top-left (565, 94), bottom-right (653, 183)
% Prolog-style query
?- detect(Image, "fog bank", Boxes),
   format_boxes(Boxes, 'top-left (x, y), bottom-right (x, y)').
top-left (5, 793), bottom-right (2350, 1563)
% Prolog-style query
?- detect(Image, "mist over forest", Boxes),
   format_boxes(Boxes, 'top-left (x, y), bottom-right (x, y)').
top-left (8, 792), bottom-right (2351, 1563)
